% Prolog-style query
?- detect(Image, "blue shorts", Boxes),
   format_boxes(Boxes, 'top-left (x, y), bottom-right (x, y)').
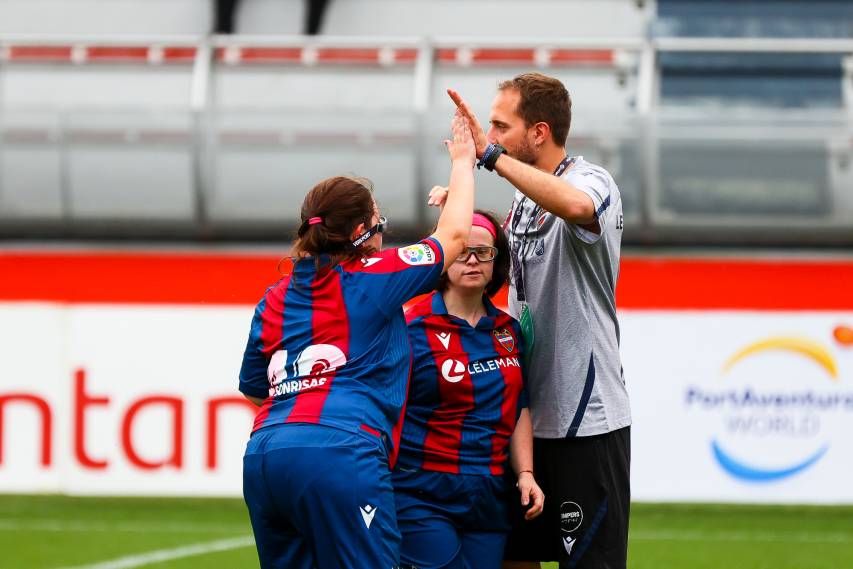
top-left (243, 424), bottom-right (400, 569)
top-left (392, 468), bottom-right (512, 569)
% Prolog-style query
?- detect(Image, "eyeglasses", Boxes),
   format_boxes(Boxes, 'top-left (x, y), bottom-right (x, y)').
top-left (455, 246), bottom-right (498, 263)
top-left (351, 215), bottom-right (387, 248)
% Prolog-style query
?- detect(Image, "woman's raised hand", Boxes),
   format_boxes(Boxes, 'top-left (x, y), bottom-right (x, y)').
top-left (444, 109), bottom-right (476, 167)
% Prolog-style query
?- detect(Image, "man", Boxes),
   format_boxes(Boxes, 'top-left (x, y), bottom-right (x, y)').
top-left (447, 73), bottom-right (631, 568)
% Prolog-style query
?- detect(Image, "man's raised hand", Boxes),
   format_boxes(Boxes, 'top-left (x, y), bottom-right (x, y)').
top-left (447, 88), bottom-right (489, 159)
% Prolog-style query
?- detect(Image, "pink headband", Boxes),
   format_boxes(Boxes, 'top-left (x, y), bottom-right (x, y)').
top-left (472, 213), bottom-right (497, 240)
top-left (308, 217), bottom-right (323, 225)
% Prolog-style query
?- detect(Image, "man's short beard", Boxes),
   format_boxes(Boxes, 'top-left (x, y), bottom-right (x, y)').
top-left (509, 137), bottom-right (537, 165)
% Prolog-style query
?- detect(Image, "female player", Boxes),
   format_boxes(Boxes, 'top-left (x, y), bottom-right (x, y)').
top-left (394, 209), bottom-right (544, 569)
top-left (238, 109), bottom-right (476, 569)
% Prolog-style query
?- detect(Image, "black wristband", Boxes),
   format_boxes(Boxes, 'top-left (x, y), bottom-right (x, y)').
top-left (484, 144), bottom-right (506, 171)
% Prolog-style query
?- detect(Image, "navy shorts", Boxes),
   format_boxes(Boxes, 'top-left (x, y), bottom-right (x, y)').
top-left (243, 423), bottom-right (400, 569)
top-left (393, 468), bottom-right (513, 569)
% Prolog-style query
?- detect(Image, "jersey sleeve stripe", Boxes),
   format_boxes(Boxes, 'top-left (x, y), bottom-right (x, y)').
top-left (594, 194), bottom-right (611, 219)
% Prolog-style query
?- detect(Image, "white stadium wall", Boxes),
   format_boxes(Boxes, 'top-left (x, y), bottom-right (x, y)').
top-left (1, 251), bottom-right (852, 502)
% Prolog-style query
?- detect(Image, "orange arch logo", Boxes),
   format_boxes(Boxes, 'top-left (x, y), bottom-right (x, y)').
top-left (723, 336), bottom-right (838, 379)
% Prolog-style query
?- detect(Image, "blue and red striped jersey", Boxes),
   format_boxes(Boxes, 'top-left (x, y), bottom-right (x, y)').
top-left (397, 291), bottom-right (527, 476)
top-left (238, 239), bottom-right (444, 462)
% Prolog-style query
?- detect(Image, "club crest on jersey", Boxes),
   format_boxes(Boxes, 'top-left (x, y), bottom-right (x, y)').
top-left (398, 244), bottom-right (435, 266)
top-left (494, 328), bottom-right (515, 353)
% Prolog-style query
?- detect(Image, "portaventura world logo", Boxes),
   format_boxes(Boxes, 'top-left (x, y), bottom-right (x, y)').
top-left (685, 334), bottom-right (853, 483)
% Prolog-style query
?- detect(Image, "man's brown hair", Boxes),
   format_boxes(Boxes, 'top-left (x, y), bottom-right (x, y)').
top-left (498, 72), bottom-right (571, 147)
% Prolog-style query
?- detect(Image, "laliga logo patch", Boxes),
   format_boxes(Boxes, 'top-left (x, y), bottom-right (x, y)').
top-left (494, 328), bottom-right (515, 353)
top-left (440, 358), bottom-right (466, 383)
top-left (398, 244), bottom-right (434, 266)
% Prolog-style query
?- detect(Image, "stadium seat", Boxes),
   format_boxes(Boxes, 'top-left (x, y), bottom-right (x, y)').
top-left (0, 0), bottom-right (212, 36)
top-left (321, 0), bottom-right (651, 39)
top-left (231, 0), bottom-right (303, 35)
top-left (650, 1), bottom-right (853, 239)
top-left (0, 40), bottom-right (200, 224)
top-left (655, 0), bottom-right (853, 39)
top-left (207, 39), bottom-right (422, 226)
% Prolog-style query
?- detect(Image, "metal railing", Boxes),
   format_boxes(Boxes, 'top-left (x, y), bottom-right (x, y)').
top-left (0, 34), bottom-right (851, 245)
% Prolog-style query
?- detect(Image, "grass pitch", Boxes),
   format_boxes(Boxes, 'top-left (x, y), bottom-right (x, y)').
top-left (0, 495), bottom-right (851, 568)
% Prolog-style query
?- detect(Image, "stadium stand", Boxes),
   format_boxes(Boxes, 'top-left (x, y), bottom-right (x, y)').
top-left (0, 0), bottom-right (851, 245)
top-left (655, 0), bottom-right (853, 39)
top-left (319, 0), bottom-right (650, 39)
top-left (649, 1), bottom-right (853, 242)
top-left (208, 36), bottom-right (422, 226)
top-left (0, 37), bottom-right (201, 231)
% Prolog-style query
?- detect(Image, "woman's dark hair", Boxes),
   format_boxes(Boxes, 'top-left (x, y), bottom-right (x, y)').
top-left (291, 176), bottom-right (377, 265)
top-left (437, 209), bottom-right (511, 298)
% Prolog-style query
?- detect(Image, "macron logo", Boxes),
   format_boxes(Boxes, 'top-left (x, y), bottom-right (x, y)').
top-left (361, 257), bottom-right (382, 268)
top-left (360, 504), bottom-right (377, 529)
top-left (435, 332), bottom-right (451, 350)
top-left (562, 536), bottom-right (576, 556)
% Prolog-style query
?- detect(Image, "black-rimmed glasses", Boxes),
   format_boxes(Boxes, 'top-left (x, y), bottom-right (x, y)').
top-left (455, 246), bottom-right (498, 263)
top-left (351, 216), bottom-right (387, 248)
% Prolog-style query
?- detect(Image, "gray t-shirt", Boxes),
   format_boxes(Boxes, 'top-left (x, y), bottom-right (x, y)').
top-left (507, 156), bottom-right (631, 438)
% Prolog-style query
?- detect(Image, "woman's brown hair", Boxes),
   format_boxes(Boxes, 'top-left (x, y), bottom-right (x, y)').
top-left (291, 176), bottom-right (377, 266)
top-left (436, 209), bottom-right (511, 298)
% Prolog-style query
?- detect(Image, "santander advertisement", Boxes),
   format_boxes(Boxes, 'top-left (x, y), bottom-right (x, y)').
top-left (1, 251), bottom-right (852, 502)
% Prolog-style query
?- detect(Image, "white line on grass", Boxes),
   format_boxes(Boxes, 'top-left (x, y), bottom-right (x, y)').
top-left (56, 535), bottom-right (255, 569)
top-left (632, 530), bottom-right (853, 544)
top-left (0, 519), bottom-right (246, 534)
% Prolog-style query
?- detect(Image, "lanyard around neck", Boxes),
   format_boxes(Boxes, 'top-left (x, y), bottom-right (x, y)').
top-left (510, 155), bottom-right (576, 302)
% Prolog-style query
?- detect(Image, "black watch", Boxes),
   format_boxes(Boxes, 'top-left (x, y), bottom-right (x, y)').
top-left (484, 144), bottom-right (506, 171)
